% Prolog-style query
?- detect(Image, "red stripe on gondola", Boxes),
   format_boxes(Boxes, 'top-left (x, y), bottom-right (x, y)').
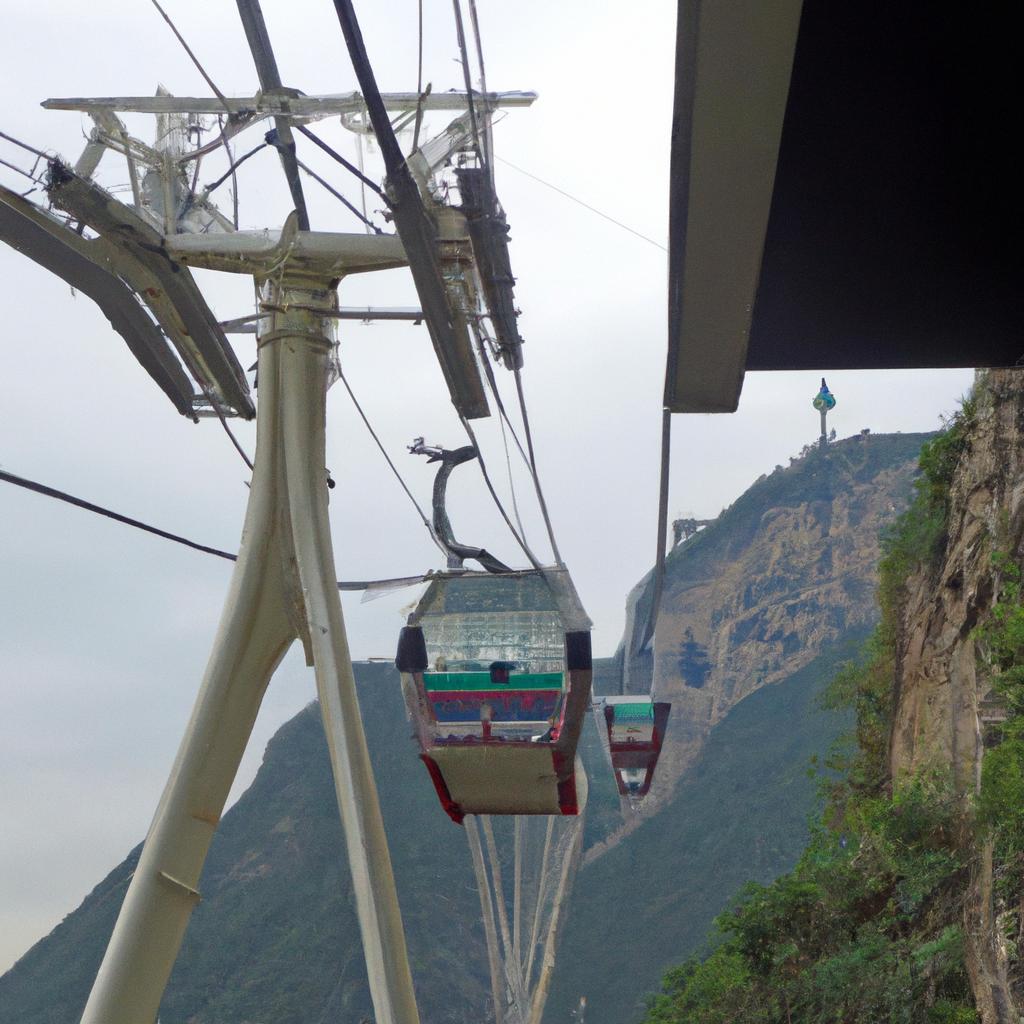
top-left (420, 754), bottom-right (465, 824)
top-left (551, 748), bottom-right (578, 815)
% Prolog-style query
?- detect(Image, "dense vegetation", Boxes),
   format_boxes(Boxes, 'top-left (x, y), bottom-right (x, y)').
top-left (642, 402), bottom-right (983, 1024)
top-left (544, 635), bottom-right (865, 1024)
top-left (974, 550), bottom-right (1024, 1003)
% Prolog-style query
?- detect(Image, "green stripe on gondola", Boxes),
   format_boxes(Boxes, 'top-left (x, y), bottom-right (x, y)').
top-left (612, 702), bottom-right (655, 722)
top-left (424, 671), bottom-right (564, 692)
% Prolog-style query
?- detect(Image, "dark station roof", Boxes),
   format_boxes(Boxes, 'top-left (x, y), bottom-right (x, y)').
top-left (666, 1), bottom-right (1023, 413)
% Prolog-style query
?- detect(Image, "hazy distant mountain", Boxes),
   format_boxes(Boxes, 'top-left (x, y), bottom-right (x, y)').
top-left (0, 433), bottom-right (929, 1024)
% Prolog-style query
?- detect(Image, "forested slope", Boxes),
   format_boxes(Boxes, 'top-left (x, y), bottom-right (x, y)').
top-left (640, 375), bottom-right (1024, 1023)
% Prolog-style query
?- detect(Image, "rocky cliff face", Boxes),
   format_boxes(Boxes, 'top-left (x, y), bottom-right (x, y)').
top-left (617, 433), bottom-right (928, 811)
top-left (885, 370), bottom-right (1024, 1023)
top-left (889, 373), bottom-right (1013, 789)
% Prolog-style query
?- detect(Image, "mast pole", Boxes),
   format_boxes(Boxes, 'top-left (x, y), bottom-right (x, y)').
top-left (81, 261), bottom-right (419, 1024)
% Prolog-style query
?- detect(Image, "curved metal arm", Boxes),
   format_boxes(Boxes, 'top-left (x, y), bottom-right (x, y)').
top-left (409, 438), bottom-right (511, 572)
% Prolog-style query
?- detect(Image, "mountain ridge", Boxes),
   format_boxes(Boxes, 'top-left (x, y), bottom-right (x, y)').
top-left (1, 431), bottom-right (930, 1024)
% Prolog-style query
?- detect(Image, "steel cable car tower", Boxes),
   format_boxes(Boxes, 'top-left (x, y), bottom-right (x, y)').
top-left (0, 1), bottom-right (553, 1021)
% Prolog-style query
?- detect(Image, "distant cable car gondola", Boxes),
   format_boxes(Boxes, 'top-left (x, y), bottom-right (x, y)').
top-left (395, 441), bottom-right (592, 822)
top-left (602, 696), bottom-right (671, 803)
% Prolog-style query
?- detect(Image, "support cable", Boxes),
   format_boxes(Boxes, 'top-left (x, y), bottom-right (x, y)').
top-left (459, 413), bottom-right (544, 571)
top-left (234, 0), bottom-right (310, 229)
top-left (332, 0), bottom-right (489, 421)
top-left (0, 465), bottom-right (443, 591)
top-left (496, 391), bottom-right (528, 541)
top-left (524, 816), bottom-right (555, 988)
top-left (0, 466), bottom-right (237, 561)
top-left (0, 156), bottom-right (42, 184)
top-left (495, 155), bottom-right (667, 253)
top-left (204, 141), bottom-right (269, 195)
top-left (512, 365), bottom-right (563, 565)
top-left (451, 1), bottom-right (483, 163)
top-left (335, 366), bottom-right (447, 556)
top-left (466, 0), bottom-right (495, 180)
top-left (481, 816), bottom-right (526, 1013)
top-left (470, 322), bottom-right (564, 567)
top-left (512, 816), bottom-right (523, 983)
top-left (526, 822), bottom-right (582, 1024)
top-left (147, 0), bottom-right (231, 110)
top-left (471, 326), bottom-right (531, 468)
top-left (639, 407), bottom-right (672, 652)
top-left (296, 158), bottom-right (382, 233)
top-left (471, 324), bottom-right (530, 541)
top-left (453, 7), bottom-right (568, 567)
top-left (0, 130), bottom-right (49, 161)
top-left (185, 149), bottom-right (204, 214)
top-left (466, 816), bottom-right (507, 1024)
top-left (412, 0), bottom-right (425, 153)
top-left (355, 131), bottom-right (370, 231)
top-left (200, 385), bottom-right (255, 471)
top-left (469, 324), bottom-right (562, 566)
top-left (295, 125), bottom-right (388, 201)
top-left (217, 114), bottom-right (240, 229)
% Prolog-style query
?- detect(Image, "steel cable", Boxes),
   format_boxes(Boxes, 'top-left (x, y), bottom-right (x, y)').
top-left (335, 366), bottom-right (447, 556)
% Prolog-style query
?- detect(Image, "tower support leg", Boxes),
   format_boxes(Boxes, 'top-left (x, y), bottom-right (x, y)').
top-left (80, 276), bottom-right (419, 1024)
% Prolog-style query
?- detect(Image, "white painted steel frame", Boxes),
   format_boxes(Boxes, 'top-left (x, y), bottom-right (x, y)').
top-left (80, 277), bottom-right (419, 1024)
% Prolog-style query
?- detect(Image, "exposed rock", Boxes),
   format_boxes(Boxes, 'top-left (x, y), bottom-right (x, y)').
top-left (884, 370), bottom-right (1024, 1022)
top-left (890, 370), bottom-right (1023, 792)
top-left (615, 433), bottom-right (928, 813)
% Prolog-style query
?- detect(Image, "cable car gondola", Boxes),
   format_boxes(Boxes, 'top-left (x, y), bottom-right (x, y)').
top-left (395, 440), bottom-right (592, 823)
top-left (602, 696), bottom-right (671, 803)
top-left (396, 569), bottom-right (591, 821)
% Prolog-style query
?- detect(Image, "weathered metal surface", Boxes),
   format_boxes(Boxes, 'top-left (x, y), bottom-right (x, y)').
top-left (42, 90), bottom-right (537, 116)
top-left (0, 183), bottom-right (196, 416)
top-left (46, 161), bottom-right (255, 417)
top-left (164, 219), bottom-right (407, 278)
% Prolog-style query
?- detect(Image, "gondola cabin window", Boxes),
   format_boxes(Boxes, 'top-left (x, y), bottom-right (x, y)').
top-left (418, 575), bottom-right (567, 741)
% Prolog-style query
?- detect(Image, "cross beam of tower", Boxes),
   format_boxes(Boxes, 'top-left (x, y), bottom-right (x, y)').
top-left (42, 90), bottom-right (537, 117)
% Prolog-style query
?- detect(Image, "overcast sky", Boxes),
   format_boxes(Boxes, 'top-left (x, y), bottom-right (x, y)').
top-left (0, 0), bottom-right (973, 973)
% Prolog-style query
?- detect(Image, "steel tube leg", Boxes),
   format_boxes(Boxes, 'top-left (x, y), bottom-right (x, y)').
top-left (272, 288), bottom-right (420, 1024)
top-left (80, 331), bottom-right (297, 1024)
